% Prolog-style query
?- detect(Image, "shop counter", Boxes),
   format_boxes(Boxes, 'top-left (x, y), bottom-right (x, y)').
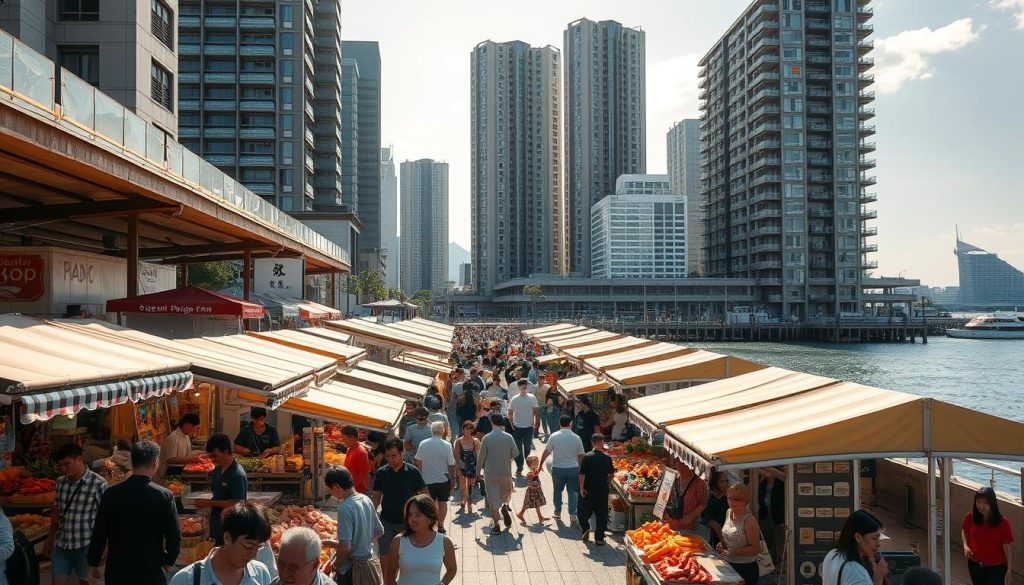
top-left (181, 490), bottom-right (283, 510)
top-left (181, 471), bottom-right (305, 494)
top-left (624, 534), bottom-right (742, 585)
top-left (612, 477), bottom-right (657, 530)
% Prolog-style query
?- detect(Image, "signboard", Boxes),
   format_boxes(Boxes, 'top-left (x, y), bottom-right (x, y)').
top-left (0, 254), bottom-right (44, 301)
top-left (793, 460), bottom-right (857, 585)
top-left (253, 257), bottom-right (304, 296)
top-left (653, 467), bottom-right (679, 520)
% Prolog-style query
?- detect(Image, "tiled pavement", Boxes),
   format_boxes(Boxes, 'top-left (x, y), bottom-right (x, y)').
top-left (441, 436), bottom-right (628, 585)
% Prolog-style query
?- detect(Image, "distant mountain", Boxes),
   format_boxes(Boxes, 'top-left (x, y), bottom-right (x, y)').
top-left (449, 241), bottom-right (470, 283)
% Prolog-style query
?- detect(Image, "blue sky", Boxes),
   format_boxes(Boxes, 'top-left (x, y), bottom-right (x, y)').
top-left (342, 0), bottom-right (1024, 287)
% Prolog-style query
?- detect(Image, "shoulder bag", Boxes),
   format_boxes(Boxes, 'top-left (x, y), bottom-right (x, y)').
top-left (750, 514), bottom-right (776, 576)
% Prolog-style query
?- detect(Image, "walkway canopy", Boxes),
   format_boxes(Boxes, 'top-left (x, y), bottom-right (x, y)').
top-left (392, 351), bottom-right (453, 375)
top-left (548, 330), bottom-right (624, 351)
top-left (325, 318), bottom-right (451, 357)
top-left (556, 351), bottom-right (763, 397)
top-left (107, 286), bottom-right (265, 319)
top-left (0, 315), bottom-right (193, 423)
top-left (586, 342), bottom-right (695, 371)
top-left (238, 380), bottom-right (404, 432)
top-left (562, 336), bottom-right (656, 361)
top-left (247, 329), bottom-right (366, 364)
top-left (386, 320), bottom-right (454, 345)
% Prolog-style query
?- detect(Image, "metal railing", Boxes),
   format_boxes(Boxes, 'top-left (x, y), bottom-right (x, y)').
top-left (0, 28), bottom-right (349, 267)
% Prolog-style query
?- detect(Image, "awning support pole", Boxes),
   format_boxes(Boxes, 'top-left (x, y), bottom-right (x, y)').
top-left (942, 458), bottom-right (952, 585)
top-left (243, 250), bottom-right (252, 301)
top-left (182, 262), bottom-right (189, 287)
top-left (127, 213), bottom-right (139, 297)
top-left (330, 272), bottom-right (337, 309)
top-left (786, 464), bottom-right (795, 585)
top-left (928, 455), bottom-right (938, 571)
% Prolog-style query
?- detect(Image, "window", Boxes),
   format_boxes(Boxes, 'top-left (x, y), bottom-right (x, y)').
top-left (784, 80), bottom-right (803, 94)
top-left (178, 59), bottom-right (200, 72)
top-left (784, 115), bottom-right (804, 129)
top-left (280, 33), bottom-right (294, 55)
top-left (242, 114), bottom-right (274, 127)
top-left (178, 113), bottom-right (199, 126)
top-left (280, 114), bottom-right (294, 136)
top-left (60, 0), bottom-right (99, 21)
top-left (151, 0), bottom-right (173, 49)
top-left (204, 140), bottom-right (234, 154)
top-left (782, 13), bottom-right (802, 28)
top-left (204, 112), bottom-right (236, 126)
top-left (280, 87), bottom-right (294, 109)
top-left (241, 87), bottom-right (274, 99)
top-left (59, 46), bottom-right (99, 86)
top-left (782, 30), bottom-right (803, 44)
top-left (784, 149), bottom-right (805, 163)
top-left (150, 61), bottom-right (173, 111)
top-left (782, 47), bottom-right (803, 60)
top-left (206, 32), bottom-right (236, 44)
top-left (241, 140), bottom-right (272, 154)
top-left (280, 60), bottom-right (294, 82)
top-left (206, 60), bottom-right (236, 73)
top-left (204, 86), bottom-right (235, 99)
top-left (280, 5), bottom-right (294, 27)
top-left (785, 183), bottom-right (806, 198)
top-left (280, 170), bottom-right (294, 192)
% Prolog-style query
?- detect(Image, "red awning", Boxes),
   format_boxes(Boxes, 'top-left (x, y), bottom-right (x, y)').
top-left (106, 286), bottom-right (265, 319)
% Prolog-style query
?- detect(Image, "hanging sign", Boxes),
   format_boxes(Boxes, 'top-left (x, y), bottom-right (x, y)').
top-left (0, 254), bottom-right (44, 301)
top-left (653, 467), bottom-right (679, 520)
top-left (253, 257), bottom-right (304, 296)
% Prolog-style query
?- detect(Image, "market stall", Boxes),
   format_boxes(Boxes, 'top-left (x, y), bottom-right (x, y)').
top-left (247, 328), bottom-right (367, 366)
top-left (624, 522), bottom-right (742, 585)
top-left (547, 330), bottom-right (625, 351)
top-left (106, 286), bottom-right (265, 338)
top-left (324, 318), bottom-right (451, 357)
top-left (385, 320), bottom-right (454, 345)
top-left (606, 440), bottom-right (674, 530)
top-left (391, 350), bottom-right (452, 376)
top-left (562, 336), bottom-right (657, 361)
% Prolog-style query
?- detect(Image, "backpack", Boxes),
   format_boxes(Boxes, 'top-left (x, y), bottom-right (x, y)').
top-left (5, 530), bottom-right (39, 585)
top-left (424, 393), bottom-right (442, 412)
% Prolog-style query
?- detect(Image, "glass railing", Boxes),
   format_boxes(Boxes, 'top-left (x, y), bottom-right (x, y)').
top-left (0, 28), bottom-right (348, 267)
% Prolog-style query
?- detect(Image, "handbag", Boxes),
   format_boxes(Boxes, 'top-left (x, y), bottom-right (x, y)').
top-left (755, 522), bottom-right (776, 576)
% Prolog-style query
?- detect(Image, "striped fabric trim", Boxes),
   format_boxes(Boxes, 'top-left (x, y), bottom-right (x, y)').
top-left (19, 371), bottom-right (194, 424)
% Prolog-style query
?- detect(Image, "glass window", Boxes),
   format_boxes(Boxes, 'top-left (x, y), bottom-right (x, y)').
top-left (241, 87), bottom-right (274, 99)
top-left (151, 0), bottom-right (174, 49)
top-left (782, 30), bottom-right (803, 44)
top-left (280, 60), bottom-right (294, 81)
top-left (784, 166), bottom-right (805, 180)
top-left (785, 184), bottom-right (806, 198)
top-left (60, 0), bottom-right (99, 21)
top-left (782, 13), bottom-right (802, 28)
top-left (178, 59), bottom-right (200, 72)
top-left (204, 112), bottom-right (235, 126)
top-left (784, 98), bottom-right (804, 112)
top-left (204, 86), bottom-right (235, 99)
top-left (784, 149), bottom-right (805, 163)
top-left (150, 60), bottom-right (173, 111)
top-left (204, 140), bottom-right (234, 154)
top-left (782, 47), bottom-right (803, 60)
top-left (280, 33), bottom-right (294, 55)
top-left (280, 114), bottom-right (294, 133)
top-left (205, 32), bottom-right (236, 44)
top-left (280, 87), bottom-right (293, 108)
top-left (784, 115), bottom-right (803, 129)
top-left (280, 5), bottom-right (293, 25)
top-left (783, 132), bottom-right (804, 147)
top-left (59, 46), bottom-right (100, 86)
top-left (281, 142), bottom-right (294, 158)
top-left (242, 114), bottom-right (274, 127)
top-left (206, 60), bottom-right (236, 73)
top-left (784, 80), bottom-right (803, 94)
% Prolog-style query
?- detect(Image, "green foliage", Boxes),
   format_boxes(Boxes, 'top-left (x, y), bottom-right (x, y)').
top-left (387, 288), bottom-right (407, 302)
top-left (186, 261), bottom-right (235, 290)
top-left (359, 269), bottom-right (387, 302)
top-left (522, 285), bottom-right (545, 302)
top-left (411, 289), bottom-right (433, 317)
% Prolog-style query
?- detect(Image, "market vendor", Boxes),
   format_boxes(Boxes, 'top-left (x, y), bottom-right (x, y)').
top-left (194, 433), bottom-right (248, 546)
top-left (158, 413), bottom-right (204, 478)
top-left (234, 407), bottom-right (282, 458)
top-left (664, 460), bottom-right (709, 536)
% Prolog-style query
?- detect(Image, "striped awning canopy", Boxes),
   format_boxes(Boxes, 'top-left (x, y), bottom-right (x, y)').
top-left (20, 371), bottom-right (193, 424)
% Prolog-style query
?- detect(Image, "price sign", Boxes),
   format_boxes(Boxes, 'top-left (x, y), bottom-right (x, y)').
top-left (653, 467), bottom-right (679, 520)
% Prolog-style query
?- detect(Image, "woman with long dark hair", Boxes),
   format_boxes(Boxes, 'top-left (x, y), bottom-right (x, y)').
top-left (385, 494), bottom-right (457, 585)
top-left (822, 509), bottom-right (889, 585)
top-left (962, 487), bottom-right (1013, 585)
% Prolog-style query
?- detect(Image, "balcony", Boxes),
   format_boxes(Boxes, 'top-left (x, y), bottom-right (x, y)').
top-left (203, 127), bottom-right (236, 138)
top-left (239, 16), bottom-right (275, 28)
top-left (859, 90), bottom-right (876, 103)
top-left (860, 157), bottom-right (877, 169)
top-left (861, 226), bottom-right (879, 237)
top-left (178, 72), bottom-right (199, 84)
top-left (861, 208), bottom-right (878, 220)
top-left (809, 225), bottom-right (834, 235)
top-left (749, 37), bottom-right (780, 57)
top-left (240, 45), bottom-right (276, 57)
top-left (751, 225), bottom-right (783, 237)
top-left (757, 277), bottom-right (783, 285)
top-left (178, 44), bottom-right (199, 56)
top-left (808, 173), bottom-right (832, 183)
top-left (858, 73), bottom-right (875, 86)
top-left (860, 141), bottom-right (876, 152)
top-left (202, 154), bottom-right (236, 166)
top-left (239, 127), bottom-right (276, 139)
top-left (749, 105), bottom-right (781, 121)
top-left (749, 174), bottom-right (782, 188)
top-left (749, 3), bottom-right (779, 22)
top-left (860, 124), bottom-right (876, 136)
top-left (807, 54), bottom-right (831, 64)
top-left (238, 100), bottom-right (275, 111)
top-left (808, 189), bottom-right (831, 201)
top-left (862, 243), bottom-right (878, 253)
top-left (178, 99), bottom-right (199, 110)
top-left (240, 72), bottom-right (275, 85)
top-left (749, 54), bottom-right (780, 71)
top-left (807, 20), bottom-right (830, 30)
top-left (806, 2), bottom-right (829, 12)
top-left (862, 260), bottom-right (879, 269)
top-left (749, 242), bottom-right (782, 254)
top-left (750, 72), bottom-right (781, 89)
top-left (305, 128), bottom-right (315, 145)
top-left (749, 207), bottom-right (782, 221)
top-left (858, 57), bottom-right (875, 69)
top-left (749, 20), bottom-right (780, 40)
top-left (810, 260), bottom-right (835, 269)
top-left (807, 37), bottom-right (831, 48)
top-left (179, 15), bottom-right (200, 29)
top-left (205, 100), bottom-right (237, 111)
top-left (807, 103), bottom-right (832, 115)
top-left (750, 189), bottom-right (782, 205)
top-left (750, 139), bottom-right (781, 154)
top-left (205, 44), bottom-right (239, 56)
top-left (808, 139), bottom-right (832, 149)
top-left (809, 207), bottom-right (833, 218)
top-left (857, 40), bottom-right (874, 54)
top-left (750, 260), bottom-right (783, 270)
top-left (808, 87), bottom-right (832, 98)
top-left (749, 122), bottom-right (781, 139)
top-left (858, 107), bottom-right (876, 119)
top-left (809, 294), bottom-right (837, 303)
top-left (808, 121), bottom-right (832, 132)
top-left (239, 155), bottom-right (274, 166)
top-left (808, 157), bottom-right (831, 167)
top-left (857, 6), bottom-right (874, 18)
top-left (857, 23), bottom-right (874, 38)
top-left (750, 88), bottom-right (780, 106)
top-left (860, 192), bottom-right (877, 203)
top-left (204, 72), bottom-right (236, 84)
top-left (204, 16), bottom-right (238, 28)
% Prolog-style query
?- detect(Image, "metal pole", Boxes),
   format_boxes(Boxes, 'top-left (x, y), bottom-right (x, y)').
top-left (928, 456), bottom-right (938, 570)
top-left (786, 464), bottom-right (795, 585)
top-left (243, 250), bottom-right (252, 301)
top-left (942, 458), bottom-right (951, 585)
top-left (126, 213), bottom-right (139, 297)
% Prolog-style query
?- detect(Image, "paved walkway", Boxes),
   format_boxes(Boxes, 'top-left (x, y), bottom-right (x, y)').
top-left (442, 436), bottom-right (628, 585)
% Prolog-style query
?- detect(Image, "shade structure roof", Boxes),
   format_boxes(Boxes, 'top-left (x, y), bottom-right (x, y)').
top-left (362, 299), bottom-right (419, 310)
top-left (661, 379), bottom-right (1024, 475)
top-left (199, 335), bottom-right (337, 383)
top-left (238, 380), bottom-right (404, 431)
top-left (324, 318), bottom-right (451, 357)
top-left (259, 292), bottom-right (341, 320)
top-left (391, 351), bottom-right (452, 374)
top-left (548, 330), bottom-right (624, 351)
top-left (537, 327), bottom-right (600, 344)
top-left (557, 373), bottom-right (611, 396)
top-left (246, 329), bottom-right (365, 364)
top-left (48, 319), bottom-right (317, 398)
top-left (354, 360), bottom-right (435, 388)
top-left (586, 342), bottom-right (695, 370)
top-left (294, 327), bottom-right (352, 345)
top-left (535, 353), bottom-right (568, 365)
top-left (386, 321), bottom-right (453, 345)
top-left (409, 318), bottom-right (455, 336)
top-left (335, 366), bottom-right (429, 401)
top-left (562, 336), bottom-right (656, 361)
top-left (607, 351), bottom-right (764, 388)
top-left (627, 367), bottom-right (838, 436)
top-left (522, 322), bottom-right (579, 337)
top-left (106, 286), bottom-right (265, 319)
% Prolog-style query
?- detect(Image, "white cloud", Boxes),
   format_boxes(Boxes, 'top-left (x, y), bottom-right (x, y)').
top-left (991, 0), bottom-right (1024, 28)
top-left (873, 18), bottom-right (982, 94)
top-left (645, 53), bottom-right (701, 173)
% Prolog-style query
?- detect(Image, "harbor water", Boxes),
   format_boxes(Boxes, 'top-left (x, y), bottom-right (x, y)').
top-left (692, 336), bottom-right (1024, 495)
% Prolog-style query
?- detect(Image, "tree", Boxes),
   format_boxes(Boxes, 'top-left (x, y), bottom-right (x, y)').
top-left (411, 289), bottom-right (433, 317)
top-left (387, 288), bottom-right (408, 302)
top-left (184, 261), bottom-right (235, 290)
top-left (359, 268), bottom-right (387, 302)
top-left (523, 285), bottom-right (545, 321)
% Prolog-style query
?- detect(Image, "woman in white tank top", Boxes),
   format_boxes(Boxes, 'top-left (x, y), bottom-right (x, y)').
top-left (717, 484), bottom-right (763, 585)
top-left (385, 494), bottom-right (457, 585)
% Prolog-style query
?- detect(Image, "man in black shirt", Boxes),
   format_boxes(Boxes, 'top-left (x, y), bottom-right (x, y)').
top-left (573, 397), bottom-right (602, 452)
top-left (474, 400), bottom-right (511, 438)
top-left (87, 440), bottom-right (180, 585)
top-left (372, 437), bottom-right (426, 579)
top-left (234, 407), bottom-right (282, 457)
top-left (578, 434), bottom-right (615, 546)
top-left (457, 378), bottom-right (481, 426)
top-left (195, 433), bottom-right (248, 545)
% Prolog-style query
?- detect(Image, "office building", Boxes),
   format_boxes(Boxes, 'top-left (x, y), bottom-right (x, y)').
top-left (311, 0), bottom-right (344, 209)
top-left (0, 0), bottom-right (178, 135)
top-left (338, 58), bottom-right (359, 210)
top-left (699, 0), bottom-right (877, 319)
top-left (471, 40), bottom-right (565, 295)
top-left (956, 237), bottom-right (1024, 309)
top-left (400, 159), bottom-right (448, 296)
top-left (564, 18), bottom-right (646, 276)
top-left (459, 262), bottom-right (472, 289)
top-left (591, 174), bottom-right (686, 279)
top-left (667, 119), bottom-right (702, 276)
top-left (341, 41), bottom-right (383, 273)
top-left (380, 146), bottom-right (399, 289)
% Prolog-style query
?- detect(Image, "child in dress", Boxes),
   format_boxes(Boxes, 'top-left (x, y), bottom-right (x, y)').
top-left (517, 454), bottom-right (548, 523)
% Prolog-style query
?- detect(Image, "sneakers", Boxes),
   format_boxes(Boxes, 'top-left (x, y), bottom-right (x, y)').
top-left (595, 539), bottom-right (606, 546)
top-left (581, 528), bottom-right (590, 542)
top-left (569, 514), bottom-right (578, 525)
top-left (501, 505), bottom-right (513, 527)
top-left (491, 524), bottom-right (503, 535)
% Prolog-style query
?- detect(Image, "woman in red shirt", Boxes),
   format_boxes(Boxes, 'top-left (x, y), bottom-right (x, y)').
top-left (962, 487), bottom-right (1013, 585)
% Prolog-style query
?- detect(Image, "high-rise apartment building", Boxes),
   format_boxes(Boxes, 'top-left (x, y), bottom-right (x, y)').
top-left (667, 119), bottom-right (702, 276)
top-left (340, 41), bottom-right (383, 274)
top-left (177, 0), bottom-right (343, 214)
top-left (564, 18), bottom-right (646, 276)
top-left (339, 57), bottom-right (359, 211)
top-left (380, 146), bottom-right (399, 289)
top-left (471, 40), bottom-right (564, 295)
top-left (591, 174), bottom-right (686, 279)
top-left (400, 159), bottom-right (448, 296)
top-left (699, 0), bottom-right (877, 319)
top-left (956, 237), bottom-right (1024, 309)
top-left (0, 0), bottom-right (178, 135)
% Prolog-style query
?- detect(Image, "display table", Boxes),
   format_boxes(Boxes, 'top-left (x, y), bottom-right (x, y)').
top-left (624, 534), bottom-right (742, 585)
top-left (612, 478), bottom-right (657, 530)
top-left (181, 490), bottom-right (283, 510)
top-left (182, 471), bottom-right (304, 494)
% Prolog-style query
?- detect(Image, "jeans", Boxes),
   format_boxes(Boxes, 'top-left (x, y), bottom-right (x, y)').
top-left (968, 561), bottom-right (1007, 585)
top-left (578, 491), bottom-right (609, 541)
top-left (512, 426), bottom-right (534, 472)
top-left (52, 545), bottom-right (90, 579)
top-left (544, 409), bottom-right (561, 438)
top-left (540, 408), bottom-right (553, 438)
top-left (551, 466), bottom-right (580, 516)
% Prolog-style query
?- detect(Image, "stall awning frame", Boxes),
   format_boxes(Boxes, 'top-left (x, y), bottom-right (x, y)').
top-left (335, 367), bottom-right (429, 401)
top-left (522, 323), bottom-right (578, 337)
top-left (563, 336), bottom-right (656, 361)
top-left (549, 330), bottom-right (625, 351)
top-left (585, 342), bottom-right (695, 371)
top-left (324, 319), bottom-right (451, 357)
top-left (238, 380), bottom-right (405, 431)
top-left (19, 371), bottom-right (194, 424)
top-left (246, 329), bottom-right (366, 365)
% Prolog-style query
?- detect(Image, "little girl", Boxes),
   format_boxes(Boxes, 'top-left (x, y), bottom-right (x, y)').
top-left (517, 454), bottom-right (548, 523)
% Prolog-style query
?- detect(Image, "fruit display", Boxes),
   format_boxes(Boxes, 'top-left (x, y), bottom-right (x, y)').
top-left (183, 456), bottom-right (214, 473)
top-left (269, 505), bottom-right (338, 553)
top-left (651, 553), bottom-right (713, 583)
top-left (9, 513), bottom-right (50, 535)
top-left (179, 516), bottom-right (205, 537)
top-left (236, 457), bottom-right (269, 473)
top-left (612, 453), bottom-right (670, 499)
top-left (1, 476), bottom-right (55, 496)
top-left (324, 425), bottom-right (344, 444)
top-left (324, 450), bottom-right (346, 467)
top-left (626, 522), bottom-right (716, 584)
top-left (25, 459), bottom-right (61, 480)
top-left (284, 455), bottom-right (304, 473)
top-left (158, 477), bottom-right (189, 496)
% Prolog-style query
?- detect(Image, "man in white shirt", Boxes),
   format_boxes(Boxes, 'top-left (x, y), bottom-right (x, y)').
top-left (413, 422), bottom-right (457, 533)
top-left (507, 379), bottom-right (540, 476)
top-left (538, 415), bottom-right (585, 523)
top-left (159, 413), bottom-right (204, 478)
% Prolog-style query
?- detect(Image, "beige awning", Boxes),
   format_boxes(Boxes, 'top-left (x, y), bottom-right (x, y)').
top-left (523, 323), bottom-right (578, 337)
top-left (537, 326), bottom-right (599, 344)
top-left (392, 351), bottom-right (452, 374)
top-left (563, 336), bottom-right (656, 360)
top-left (628, 367), bottom-right (838, 436)
top-left (607, 351), bottom-right (765, 388)
top-left (557, 373), bottom-right (612, 396)
top-left (247, 329), bottom-right (366, 364)
top-left (238, 379), bottom-right (404, 431)
top-left (587, 342), bottom-right (695, 370)
top-left (201, 335), bottom-right (337, 383)
top-left (549, 330), bottom-right (624, 350)
top-left (336, 367), bottom-right (429, 401)
top-left (294, 326), bottom-right (353, 345)
top-left (355, 360), bottom-right (435, 388)
top-left (324, 318), bottom-right (451, 357)
top-left (535, 353), bottom-right (568, 365)
top-left (386, 321), bottom-right (453, 345)
top-left (409, 318), bottom-right (455, 336)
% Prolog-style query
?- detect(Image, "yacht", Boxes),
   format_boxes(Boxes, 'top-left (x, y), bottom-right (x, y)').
top-left (946, 312), bottom-right (1024, 339)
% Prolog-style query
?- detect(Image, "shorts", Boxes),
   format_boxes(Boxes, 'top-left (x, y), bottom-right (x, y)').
top-left (52, 545), bottom-right (90, 579)
top-left (427, 482), bottom-right (452, 501)
top-left (379, 519), bottom-right (405, 555)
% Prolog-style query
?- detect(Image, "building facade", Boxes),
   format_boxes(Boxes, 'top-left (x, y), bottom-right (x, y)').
top-left (459, 262), bottom-right (472, 289)
top-left (400, 159), bottom-right (448, 296)
top-left (0, 0), bottom-right (178, 135)
top-left (666, 119), bottom-right (702, 276)
top-left (470, 40), bottom-right (565, 295)
top-left (341, 41), bottom-right (383, 274)
top-left (311, 0), bottom-right (344, 209)
top-left (956, 238), bottom-right (1024, 309)
top-left (591, 174), bottom-right (686, 279)
top-left (338, 57), bottom-right (359, 211)
top-left (564, 18), bottom-right (646, 276)
top-left (380, 146), bottom-right (399, 289)
top-left (699, 0), bottom-right (877, 319)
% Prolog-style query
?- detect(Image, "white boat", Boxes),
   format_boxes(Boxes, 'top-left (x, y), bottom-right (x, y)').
top-left (946, 312), bottom-right (1024, 339)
